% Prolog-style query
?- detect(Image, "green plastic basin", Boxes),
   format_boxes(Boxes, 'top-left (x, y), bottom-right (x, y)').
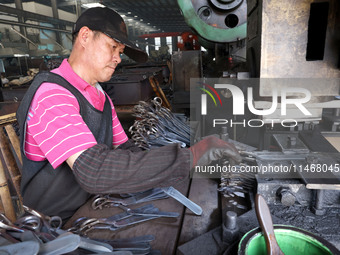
top-left (238, 225), bottom-right (339, 255)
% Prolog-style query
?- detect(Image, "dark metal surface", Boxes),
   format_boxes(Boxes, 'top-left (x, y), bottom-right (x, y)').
top-left (1, 88), bottom-right (27, 103)
top-left (101, 74), bottom-right (155, 106)
top-left (0, 102), bottom-right (20, 116)
top-left (188, 0), bottom-right (246, 29)
top-left (178, 175), bottom-right (221, 246)
top-left (272, 134), bottom-right (309, 154)
top-left (178, 205), bottom-right (340, 254)
top-left (172, 51), bottom-right (202, 93)
top-left (246, 0), bottom-right (340, 79)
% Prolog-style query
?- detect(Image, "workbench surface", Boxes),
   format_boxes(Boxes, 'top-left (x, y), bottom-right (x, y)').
top-left (63, 177), bottom-right (221, 254)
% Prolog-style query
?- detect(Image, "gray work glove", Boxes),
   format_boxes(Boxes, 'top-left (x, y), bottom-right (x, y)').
top-left (189, 135), bottom-right (242, 167)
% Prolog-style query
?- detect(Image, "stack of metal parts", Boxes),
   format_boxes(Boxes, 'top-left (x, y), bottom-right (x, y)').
top-left (218, 165), bottom-right (257, 212)
top-left (129, 97), bottom-right (191, 149)
top-left (218, 146), bottom-right (258, 207)
top-left (219, 165), bottom-right (257, 198)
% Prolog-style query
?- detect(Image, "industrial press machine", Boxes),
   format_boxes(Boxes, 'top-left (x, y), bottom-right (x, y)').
top-left (176, 0), bottom-right (340, 253)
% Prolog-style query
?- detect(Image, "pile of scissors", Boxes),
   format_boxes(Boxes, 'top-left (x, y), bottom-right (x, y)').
top-left (129, 97), bottom-right (191, 149)
top-left (92, 187), bottom-right (202, 216)
top-left (91, 188), bottom-right (169, 210)
top-left (68, 203), bottom-right (179, 236)
top-left (69, 186), bottom-right (203, 237)
top-left (0, 205), bottom-right (117, 254)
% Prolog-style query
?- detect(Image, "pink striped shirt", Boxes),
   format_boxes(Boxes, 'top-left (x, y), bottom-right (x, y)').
top-left (25, 59), bottom-right (128, 169)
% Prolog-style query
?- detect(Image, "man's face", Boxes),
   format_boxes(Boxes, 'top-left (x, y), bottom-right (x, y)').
top-left (86, 31), bottom-right (125, 83)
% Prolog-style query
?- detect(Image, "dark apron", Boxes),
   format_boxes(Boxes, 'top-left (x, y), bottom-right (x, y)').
top-left (16, 71), bottom-right (113, 220)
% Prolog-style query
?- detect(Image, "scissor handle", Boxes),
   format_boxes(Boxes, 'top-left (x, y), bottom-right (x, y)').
top-left (48, 216), bottom-right (62, 230)
top-left (15, 215), bottom-right (41, 231)
top-left (23, 205), bottom-right (44, 218)
top-left (0, 220), bottom-right (24, 232)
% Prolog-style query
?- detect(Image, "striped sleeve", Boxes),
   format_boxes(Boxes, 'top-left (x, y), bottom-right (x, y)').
top-left (25, 84), bottom-right (97, 169)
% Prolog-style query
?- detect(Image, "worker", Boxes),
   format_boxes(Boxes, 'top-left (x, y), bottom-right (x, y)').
top-left (16, 7), bottom-right (241, 221)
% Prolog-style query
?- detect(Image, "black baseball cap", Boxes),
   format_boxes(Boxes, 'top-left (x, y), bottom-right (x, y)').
top-left (73, 7), bottom-right (148, 63)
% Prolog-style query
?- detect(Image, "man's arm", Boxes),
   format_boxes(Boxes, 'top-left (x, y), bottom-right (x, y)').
top-left (66, 136), bottom-right (241, 195)
top-left (68, 143), bottom-right (191, 194)
top-left (66, 150), bottom-right (85, 169)
top-left (66, 139), bottom-right (141, 168)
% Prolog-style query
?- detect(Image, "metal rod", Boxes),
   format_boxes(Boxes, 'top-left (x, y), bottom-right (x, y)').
top-left (0, 4), bottom-right (74, 27)
top-left (51, 0), bottom-right (62, 45)
top-left (14, 0), bottom-right (28, 47)
top-left (41, 30), bottom-right (64, 50)
top-left (0, 19), bottom-right (71, 33)
top-left (10, 26), bottom-right (37, 48)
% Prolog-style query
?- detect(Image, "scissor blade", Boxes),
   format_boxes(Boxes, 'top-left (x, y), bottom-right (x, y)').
top-left (121, 188), bottom-right (168, 205)
top-left (114, 215), bottom-right (159, 227)
top-left (38, 233), bottom-right (80, 255)
top-left (161, 187), bottom-right (203, 215)
top-left (79, 236), bottom-right (113, 253)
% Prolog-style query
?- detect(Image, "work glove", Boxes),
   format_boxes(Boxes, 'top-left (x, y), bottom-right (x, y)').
top-left (189, 135), bottom-right (242, 167)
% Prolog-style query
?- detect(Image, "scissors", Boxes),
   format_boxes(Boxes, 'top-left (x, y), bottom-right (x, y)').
top-left (23, 205), bottom-right (62, 235)
top-left (0, 213), bottom-right (24, 233)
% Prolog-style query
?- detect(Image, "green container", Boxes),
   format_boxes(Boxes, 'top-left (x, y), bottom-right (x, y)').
top-left (238, 225), bottom-right (338, 255)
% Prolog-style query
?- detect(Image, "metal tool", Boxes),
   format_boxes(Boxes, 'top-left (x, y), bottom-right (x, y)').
top-left (23, 205), bottom-right (62, 234)
top-left (1, 208), bottom-right (113, 254)
top-left (255, 194), bottom-right (285, 255)
top-left (91, 235), bottom-right (155, 255)
top-left (92, 188), bottom-right (169, 209)
top-left (0, 218), bottom-right (24, 233)
top-left (129, 97), bottom-right (191, 149)
top-left (70, 204), bottom-right (179, 235)
top-left (38, 233), bottom-right (81, 255)
top-left (71, 215), bottom-right (158, 235)
top-left (0, 240), bottom-right (40, 255)
top-left (94, 186), bottom-right (203, 216)
top-left (4, 225), bottom-right (83, 255)
top-left (161, 187), bottom-right (202, 215)
top-left (15, 215), bottom-right (42, 232)
top-left (56, 230), bottom-right (113, 254)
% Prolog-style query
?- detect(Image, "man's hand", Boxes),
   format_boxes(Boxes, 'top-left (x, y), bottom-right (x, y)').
top-left (189, 136), bottom-right (242, 167)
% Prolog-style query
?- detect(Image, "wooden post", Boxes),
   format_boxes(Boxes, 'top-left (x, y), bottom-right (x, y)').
top-left (0, 159), bottom-right (16, 222)
top-left (4, 125), bottom-right (22, 166)
top-left (0, 128), bottom-right (23, 204)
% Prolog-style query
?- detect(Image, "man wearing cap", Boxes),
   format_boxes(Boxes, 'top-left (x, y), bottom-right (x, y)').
top-left (16, 7), bottom-right (241, 220)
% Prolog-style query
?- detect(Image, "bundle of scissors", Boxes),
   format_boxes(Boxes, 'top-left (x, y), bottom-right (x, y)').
top-left (67, 188), bottom-right (179, 237)
top-left (0, 205), bottom-right (116, 254)
top-left (129, 97), bottom-right (191, 149)
top-left (91, 188), bottom-right (169, 210)
top-left (92, 187), bottom-right (202, 216)
top-left (68, 204), bottom-right (179, 236)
